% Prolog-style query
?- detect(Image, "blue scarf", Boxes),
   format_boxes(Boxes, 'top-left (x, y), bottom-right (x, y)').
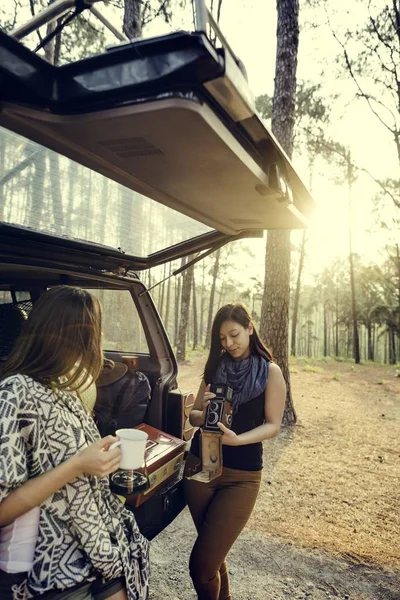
top-left (213, 354), bottom-right (269, 410)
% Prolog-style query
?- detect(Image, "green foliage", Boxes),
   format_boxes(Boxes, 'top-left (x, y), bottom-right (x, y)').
top-left (303, 365), bottom-right (324, 373)
top-left (332, 372), bottom-right (340, 381)
top-left (255, 94), bottom-right (272, 121)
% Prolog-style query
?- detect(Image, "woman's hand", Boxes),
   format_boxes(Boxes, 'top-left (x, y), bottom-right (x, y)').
top-left (200, 384), bottom-right (216, 425)
top-left (189, 381), bottom-right (216, 428)
top-left (0, 435), bottom-right (121, 527)
top-left (73, 436), bottom-right (121, 477)
top-left (217, 422), bottom-right (241, 446)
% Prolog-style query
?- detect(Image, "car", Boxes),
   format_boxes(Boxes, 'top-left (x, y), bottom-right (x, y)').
top-left (0, 0), bottom-right (314, 540)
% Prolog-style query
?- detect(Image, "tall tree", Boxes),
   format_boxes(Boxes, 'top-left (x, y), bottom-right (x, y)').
top-left (123, 0), bottom-right (142, 38)
top-left (176, 257), bottom-right (195, 362)
top-left (260, 0), bottom-right (299, 425)
top-left (291, 230), bottom-right (306, 356)
top-left (346, 151), bottom-right (360, 363)
top-left (257, 82), bottom-right (332, 359)
top-left (205, 248), bottom-right (221, 348)
top-left (164, 263), bottom-right (172, 333)
top-left (199, 261), bottom-right (207, 346)
top-left (123, 0), bottom-right (173, 39)
top-left (192, 275), bottom-right (198, 350)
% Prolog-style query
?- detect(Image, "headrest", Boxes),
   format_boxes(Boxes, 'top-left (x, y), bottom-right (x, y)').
top-left (0, 302), bottom-right (31, 357)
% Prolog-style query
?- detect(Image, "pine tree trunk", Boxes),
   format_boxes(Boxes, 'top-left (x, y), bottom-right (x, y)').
top-left (48, 151), bottom-right (64, 227)
top-left (389, 325), bottom-right (396, 364)
top-left (323, 301), bottom-right (328, 357)
top-left (367, 321), bottom-right (373, 361)
top-left (192, 275), bottom-right (198, 350)
top-left (347, 153), bottom-right (360, 364)
top-left (205, 248), bottom-right (221, 348)
top-left (0, 151), bottom-right (38, 192)
top-left (290, 229), bottom-right (306, 356)
top-left (176, 260), bottom-right (195, 362)
top-left (164, 264), bottom-right (172, 333)
top-left (174, 260), bottom-right (184, 346)
top-left (123, 0), bottom-right (142, 38)
top-left (31, 150), bottom-right (46, 230)
top-left (372, 324), bottom-right (376, 360)
top-left (159, 263), bottom-right (167, 318)
top-left (97, 175), bottom-right (108, 242)
top-left (260, 0), bottom-right (299, 425)
top-left (335, 283), bottom-right (339, 357)
top-left (307, 320), bottom-right (312, 358)
top-left (200, 262), bottom-right (206, 346)
top-left (346, 325), bottom-right (351, 358)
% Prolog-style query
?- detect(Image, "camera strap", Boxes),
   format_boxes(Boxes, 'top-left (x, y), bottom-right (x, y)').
top-left (187, 431), bottom-right (223, 483)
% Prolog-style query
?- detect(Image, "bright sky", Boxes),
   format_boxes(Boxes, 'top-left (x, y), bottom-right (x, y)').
top-left (212, 1), bottom-right (397, 281)
top-left (3, 0), bottom-right (398, 285)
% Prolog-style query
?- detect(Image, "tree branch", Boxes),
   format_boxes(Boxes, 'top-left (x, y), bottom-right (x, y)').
top-left (298, 124), bottom-right (400, 209)
top-left (326, 6), bottom-right (398, 136)
top-left (28, 0), bottom-right (44, 43)
top-left (217, 0), bottom-right (223, 23)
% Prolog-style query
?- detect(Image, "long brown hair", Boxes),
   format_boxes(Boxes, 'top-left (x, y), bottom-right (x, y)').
top-left (204, 302), bottom-right (273, 384)
top-left (1, 286), bottom-right (103, 391)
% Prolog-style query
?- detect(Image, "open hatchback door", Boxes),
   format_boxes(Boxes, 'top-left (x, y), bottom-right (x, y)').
top-left (0, 0), bottom-right (314, 263)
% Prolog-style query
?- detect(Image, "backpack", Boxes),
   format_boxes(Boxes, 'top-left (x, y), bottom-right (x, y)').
top-left (94, 360), bottom-right (151, 437)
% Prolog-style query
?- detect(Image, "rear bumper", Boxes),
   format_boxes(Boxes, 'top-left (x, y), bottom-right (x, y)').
top-left (127, 471), bottom-right (186, 540)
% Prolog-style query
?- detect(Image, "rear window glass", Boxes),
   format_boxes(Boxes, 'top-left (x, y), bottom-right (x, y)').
top-left (90, 289), bottom-right (149, 354)
top-left (0, 126), bottom-right (211, 257)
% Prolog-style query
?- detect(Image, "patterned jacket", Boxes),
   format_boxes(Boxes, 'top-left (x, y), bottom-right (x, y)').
top-left (0, 374), bottom-right (150, 600)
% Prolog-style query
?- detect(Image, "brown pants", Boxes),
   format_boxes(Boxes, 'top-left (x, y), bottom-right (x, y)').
top-left (184, 453), bottom-right (262, 600)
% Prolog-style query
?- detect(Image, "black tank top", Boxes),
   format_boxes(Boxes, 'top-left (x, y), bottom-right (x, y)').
top-left (190, 390), bottom-right (265, 471)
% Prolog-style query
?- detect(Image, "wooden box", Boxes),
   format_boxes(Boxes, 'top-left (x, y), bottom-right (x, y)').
top-left (126, 423), bottom-right (186, 507)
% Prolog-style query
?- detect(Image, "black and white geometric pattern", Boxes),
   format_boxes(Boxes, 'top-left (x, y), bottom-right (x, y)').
top-left (0, 374), bottom-right (150, 600)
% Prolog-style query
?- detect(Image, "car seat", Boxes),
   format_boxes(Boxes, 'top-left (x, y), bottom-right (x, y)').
top-left (0, 301), bottom-right (32, 358)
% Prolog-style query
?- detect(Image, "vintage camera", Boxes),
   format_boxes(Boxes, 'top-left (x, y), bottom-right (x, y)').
top-left (203, 383), bottom-right (233, 433)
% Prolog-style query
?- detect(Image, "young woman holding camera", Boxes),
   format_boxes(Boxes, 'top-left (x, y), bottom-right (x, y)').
top-left (185, 302), bottom-right (286, 600)
top-left (0, 286), bottom-right (149, 600)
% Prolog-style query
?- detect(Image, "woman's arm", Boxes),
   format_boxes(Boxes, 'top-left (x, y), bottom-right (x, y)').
top-left (218, 363), bottom-right (286, 445)
top-left (0, 436), bottom-right (121, 527)
top-left (188, 380), bottom-right (216, 428)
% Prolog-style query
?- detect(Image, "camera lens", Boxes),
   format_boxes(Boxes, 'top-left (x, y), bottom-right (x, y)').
top-left (207, 410), bottom-right (219, 425)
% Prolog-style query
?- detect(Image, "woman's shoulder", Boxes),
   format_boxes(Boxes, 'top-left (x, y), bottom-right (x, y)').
top-left (0, 372), bottom-right (32, 390)
top-left (0, 373), bottom-right (49, 403)
top-left (268, 362), bottom-right (282, 375)
top-left (265, 362), bottom-right (285, 392)
top-left (0, 374), bottom-right (35, 416)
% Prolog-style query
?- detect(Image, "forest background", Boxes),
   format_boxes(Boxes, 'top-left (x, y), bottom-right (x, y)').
top-left (1, 2), bottom-right (399, 597)
top-left (1, 0), bottom-right (399, 394)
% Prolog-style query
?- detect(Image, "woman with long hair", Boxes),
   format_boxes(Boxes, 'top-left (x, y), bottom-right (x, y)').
top-left (184, 302), bottom-right (286, 600)
top-left (0, 286), bottom-right (149, 600)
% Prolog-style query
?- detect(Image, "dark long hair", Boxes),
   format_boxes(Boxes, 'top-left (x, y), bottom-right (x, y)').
top-left (204, 302), bottom-right (273, 383)
top-left (1, 286), bottom-right (103, 391)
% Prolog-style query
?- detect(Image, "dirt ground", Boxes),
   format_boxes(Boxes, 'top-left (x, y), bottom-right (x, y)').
top-left (148, 353), bottom-right (399, 600)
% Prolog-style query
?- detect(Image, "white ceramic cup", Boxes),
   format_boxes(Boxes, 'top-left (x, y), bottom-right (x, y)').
top-left (109, 428), bottom-right (148, 470)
